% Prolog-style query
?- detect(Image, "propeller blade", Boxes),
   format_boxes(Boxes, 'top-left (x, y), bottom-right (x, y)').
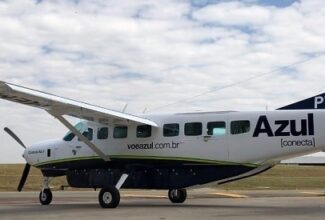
top-left (17, 164), bottom-right (31, 192)
top-left (4, 127), bottom-right (26, 149)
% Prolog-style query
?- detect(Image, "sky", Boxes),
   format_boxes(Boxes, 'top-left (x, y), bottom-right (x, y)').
top-left (1, 0), bottom-right (325, 163)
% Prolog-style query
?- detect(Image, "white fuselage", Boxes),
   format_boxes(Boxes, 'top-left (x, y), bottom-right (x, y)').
top-left (24, 110), bottom-right (325, 168)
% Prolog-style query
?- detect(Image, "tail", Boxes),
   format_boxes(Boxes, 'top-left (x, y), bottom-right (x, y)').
top-left (278, 93), bottom-right (325, 110)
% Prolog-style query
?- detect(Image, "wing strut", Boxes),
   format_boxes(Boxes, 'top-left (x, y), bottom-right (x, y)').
top-left (50, 113), bottom-right (110, 161)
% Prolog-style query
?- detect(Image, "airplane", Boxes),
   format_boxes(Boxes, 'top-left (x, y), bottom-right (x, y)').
top-left (1, 80), bottom-right (325, 208)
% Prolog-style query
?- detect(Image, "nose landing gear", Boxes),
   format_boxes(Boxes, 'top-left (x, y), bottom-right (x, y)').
top-left (39, 188), bottom-right (52, 205)
top-left (39, 177), bottom-right (53, 205)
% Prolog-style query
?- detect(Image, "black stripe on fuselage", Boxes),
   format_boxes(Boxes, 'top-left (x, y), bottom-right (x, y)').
top-left (39, 158), bottom-right (257, 189)
top-left (37, 157), bottom-right (257, 170)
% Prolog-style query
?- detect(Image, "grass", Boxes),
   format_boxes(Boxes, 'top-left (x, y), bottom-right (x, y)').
top-left (0, 164), bottom-right (66, 191)
top-left (1, 164), bottom-right (325, 191)
top-left (219, 165), bottom-right (325, 190)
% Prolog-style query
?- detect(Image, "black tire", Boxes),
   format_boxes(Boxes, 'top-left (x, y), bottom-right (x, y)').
top-left (98, 186), bottom-right (120, 208)
top-left (168, 189), bottom-right (187, 203)
top-left (39, 188), bottom-right (52, 205)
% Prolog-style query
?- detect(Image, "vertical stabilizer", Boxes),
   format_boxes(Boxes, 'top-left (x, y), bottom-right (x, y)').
top-left (278, 93), bottom-right (325, 110)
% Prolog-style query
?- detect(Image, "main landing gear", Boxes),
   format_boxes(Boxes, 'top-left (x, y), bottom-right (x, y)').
top-left (98, 173), bottom-right (129, 208)
top-left (98, 186), bottom-right (120, 208)
top-left (168, 189), bottom-right (187, 204)
top-left (98, 187), bottom-right (187, 208)
top-left (39, 177), bottom-right (53, 205)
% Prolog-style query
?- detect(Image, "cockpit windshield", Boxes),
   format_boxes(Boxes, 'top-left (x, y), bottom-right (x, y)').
top-left (63, 122), bottom-right (87, 141)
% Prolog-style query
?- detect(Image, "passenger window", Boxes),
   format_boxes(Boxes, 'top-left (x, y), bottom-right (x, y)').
top-left (114, 126), bottom-right (128, 138)
top-left (207, 121), bottom-right (226, 136)
top-left (185, 122), bottom-right (202, 136)
top-left (97, 127), bottom-right (108, 140)
top-left (137, 125), bottom-right (152, 138)
top-left (231, 121), bottom-right (250, 134)
top-left (80, 128), bottom-right (93, 141)
top-left (47, 149), bottom-right (51, 157)
top-left (163, 123), bottom-right (179, 137)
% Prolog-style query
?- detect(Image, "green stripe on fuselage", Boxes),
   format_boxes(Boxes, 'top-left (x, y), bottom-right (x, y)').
top-left (34, 155), bottom-right (258, 168)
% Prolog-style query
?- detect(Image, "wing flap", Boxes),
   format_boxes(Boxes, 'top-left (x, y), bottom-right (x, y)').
top-left (0, 81), bottom-right (157, 127)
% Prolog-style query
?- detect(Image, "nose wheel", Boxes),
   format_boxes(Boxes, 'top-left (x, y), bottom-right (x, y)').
top-left (39, 176), bottom-right (53, 205)
top-left (39, 188), bottom-right (52, 205)
top-left (168, 189), bottom-right (187, 203)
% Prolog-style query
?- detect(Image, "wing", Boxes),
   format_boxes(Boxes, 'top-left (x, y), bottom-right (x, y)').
top-left (0, 81), bottom-right (157, 127)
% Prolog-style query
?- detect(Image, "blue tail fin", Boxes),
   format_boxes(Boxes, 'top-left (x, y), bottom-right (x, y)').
top-left (278, 93), bottom-right (325, 110)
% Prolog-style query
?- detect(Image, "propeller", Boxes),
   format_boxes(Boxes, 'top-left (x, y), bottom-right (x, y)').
top-left (4, 127), bottom-right (26, 149)
top-left (4, 127), bottom-right (30, 191)
top-left (17, 164), bottom-right (31, 192)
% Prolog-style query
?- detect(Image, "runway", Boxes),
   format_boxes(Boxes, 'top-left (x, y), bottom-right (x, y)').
top-left (1, 189), bottom-right (325, 220)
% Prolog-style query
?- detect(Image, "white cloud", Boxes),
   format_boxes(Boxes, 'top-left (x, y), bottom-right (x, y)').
top-left (0, 0), bottom-right (325, 162)
top-left (192, 1), bottom-right (272, 26)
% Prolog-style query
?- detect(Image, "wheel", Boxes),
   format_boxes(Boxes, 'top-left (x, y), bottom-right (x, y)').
top-left (39, 188), bottom-right (52, 205)
top-left (168, 189), bottom-right (187, 203)
top-left (98, 186), bottom-right (120, 208)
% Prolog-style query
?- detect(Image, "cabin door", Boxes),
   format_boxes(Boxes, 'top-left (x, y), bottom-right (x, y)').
top-left (203, 121), bottom-right (229, 161)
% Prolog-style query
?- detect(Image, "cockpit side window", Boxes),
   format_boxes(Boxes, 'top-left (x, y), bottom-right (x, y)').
top-left (63, 132), bottom-right (75, 141)
top-left (63, 121), bottom-right (87, 142)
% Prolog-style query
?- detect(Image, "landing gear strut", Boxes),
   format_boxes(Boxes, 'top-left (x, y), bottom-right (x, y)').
top-left (39, 177), bottom-right (53, 205)
top-left (168, 189), bottom-right (187, 203)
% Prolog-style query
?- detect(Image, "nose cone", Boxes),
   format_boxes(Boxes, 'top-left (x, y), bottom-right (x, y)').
top-left (22, 147), bottom-right (32, 165)
top-left (22, 148), bottom-right (27, 159)
top-left (23, 139), bottom-right (60, 166)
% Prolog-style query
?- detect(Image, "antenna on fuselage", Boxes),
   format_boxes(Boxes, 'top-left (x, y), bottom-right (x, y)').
top-left (122, 103), bottom-right (128, 113)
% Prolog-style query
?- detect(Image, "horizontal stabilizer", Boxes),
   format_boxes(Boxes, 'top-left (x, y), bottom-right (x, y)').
top-left (278, 93), bottom-right (325, 110)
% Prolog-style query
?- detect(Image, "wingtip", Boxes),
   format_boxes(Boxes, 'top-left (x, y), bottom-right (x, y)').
top-left (0, 81), bottom-right (5, 93)
top-left (0, 81), bottom-right (13, 93)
